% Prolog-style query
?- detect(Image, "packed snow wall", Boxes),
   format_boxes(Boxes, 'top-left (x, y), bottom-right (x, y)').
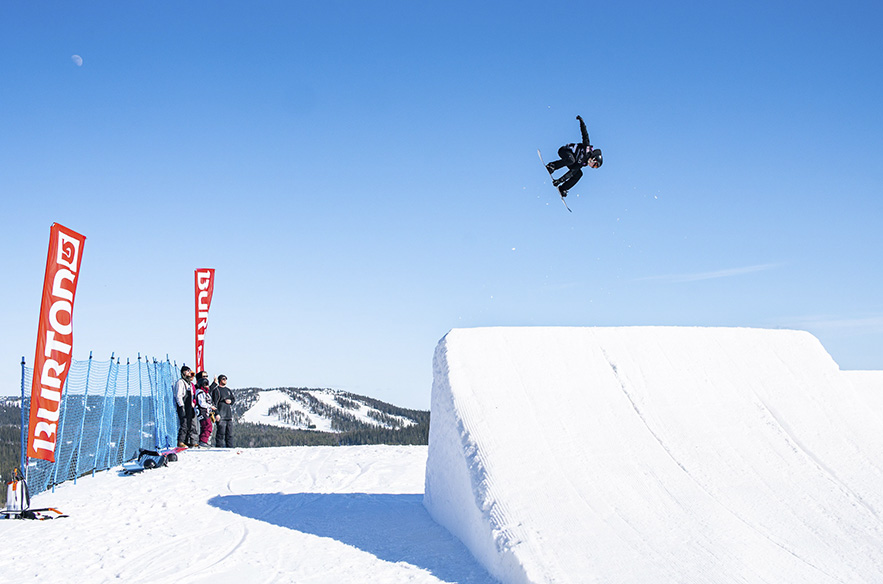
top-left (424, 327), bottom-right (883, 584)
top-left (845, 370), bottom-right (883, 420)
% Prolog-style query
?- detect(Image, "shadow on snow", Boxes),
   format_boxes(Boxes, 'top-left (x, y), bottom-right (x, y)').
top-left (208, 492), bottom-right (498, 584)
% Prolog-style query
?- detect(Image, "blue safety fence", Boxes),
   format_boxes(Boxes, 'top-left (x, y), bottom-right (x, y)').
top-left (19, 353), bottom-right (179, 496)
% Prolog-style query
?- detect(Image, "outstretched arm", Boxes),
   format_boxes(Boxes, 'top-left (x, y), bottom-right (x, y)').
top-left (576, 115), bottom-right (591, 148)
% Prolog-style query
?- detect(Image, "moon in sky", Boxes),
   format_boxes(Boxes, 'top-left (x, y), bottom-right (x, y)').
top-left (71, 55), bottom-right (83, 67)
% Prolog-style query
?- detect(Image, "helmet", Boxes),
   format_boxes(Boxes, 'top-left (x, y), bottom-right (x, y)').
top-left (591, 148), bottom-right (603, 167)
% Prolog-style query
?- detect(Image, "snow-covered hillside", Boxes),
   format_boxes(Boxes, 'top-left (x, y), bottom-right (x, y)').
top-left (0, 445), bottom-right (496, 584)
top-left (426, 326), bottom-right (883, 584)
top-left (238, 387), bottom-right (420, 433)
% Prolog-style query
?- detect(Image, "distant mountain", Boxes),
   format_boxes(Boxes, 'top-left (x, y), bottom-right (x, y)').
top-left (236, 387), bottom-right (421, 432)
top-left (231, 387), bottom-right (429, 448)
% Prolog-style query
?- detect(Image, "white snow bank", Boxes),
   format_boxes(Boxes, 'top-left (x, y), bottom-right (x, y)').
top-left (844, 370), bottom-right (883, 420)
top-left (424, 326), bottom-right (883, 584)
top-left (1, 445), bottom-right (497, 583)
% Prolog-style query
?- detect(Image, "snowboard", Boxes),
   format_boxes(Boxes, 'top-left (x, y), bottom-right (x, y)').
top-left (537, 149), bottom-right (571, 212)
top-left (122, 446), bottom-right (185, 474)
top-left (2, 507), bottom-right (68, 520)
top-left (121, 461), bottom-right (148, 474)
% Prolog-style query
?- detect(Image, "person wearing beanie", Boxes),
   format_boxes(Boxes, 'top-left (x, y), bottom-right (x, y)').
top-left (175, 366), bottom-right (196, 447)
top-left (210, 374), bottom-right (236, 448)
top-left (194, 375), bottom-right (217, 447)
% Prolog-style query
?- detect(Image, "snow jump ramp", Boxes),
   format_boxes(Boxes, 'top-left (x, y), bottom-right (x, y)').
top-left (424, 327), bottom-right (883, 584)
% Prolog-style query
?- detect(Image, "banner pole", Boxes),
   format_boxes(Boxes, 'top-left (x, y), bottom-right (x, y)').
top-left (20, 356), bottom-right (28, 485)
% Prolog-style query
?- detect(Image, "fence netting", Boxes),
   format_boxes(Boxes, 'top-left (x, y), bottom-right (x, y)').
top-left (19, 355), bottom-right (179, 496)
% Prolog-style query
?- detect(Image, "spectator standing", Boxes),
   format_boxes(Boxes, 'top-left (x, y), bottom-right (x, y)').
top-left (194, 376), bottom-right (216, 447)
top-left (211, 374), bottom-right (236, 448)
top-left (175, 366), bottom-right (196, 447)
top-left (195, 370), bottom-right (212, 444)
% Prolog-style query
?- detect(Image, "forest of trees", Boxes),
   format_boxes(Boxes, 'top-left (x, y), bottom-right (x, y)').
top-left (0, 399), bottom-right (22, 506)
top-left (233, 419), bottom-right (428, 448)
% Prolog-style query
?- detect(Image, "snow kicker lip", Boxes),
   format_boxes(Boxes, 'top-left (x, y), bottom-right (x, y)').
top-left (425, 326), bottom-right (883, 584)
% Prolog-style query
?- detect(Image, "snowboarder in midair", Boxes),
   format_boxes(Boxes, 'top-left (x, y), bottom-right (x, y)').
top-left (545, 115), bottom-right (603, 197)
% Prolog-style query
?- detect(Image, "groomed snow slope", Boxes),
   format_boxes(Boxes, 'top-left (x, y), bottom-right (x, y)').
top-left (1, 446), bottom-right (497, 584)
top-left (424, 326), bottom-right (883, 584)
top-left (845, 370), bottom-right (883, 420)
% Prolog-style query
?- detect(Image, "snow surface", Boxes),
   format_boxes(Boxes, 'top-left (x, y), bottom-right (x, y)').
top-left (1, 445), bottom-right (497, 583)
top-left (425, 326), bottom-right (883, 584)
top-left (844, 370), bottom-right (883, 420)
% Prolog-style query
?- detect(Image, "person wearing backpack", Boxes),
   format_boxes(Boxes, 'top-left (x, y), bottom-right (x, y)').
top-left (194, 376), bottom-right (217, 447)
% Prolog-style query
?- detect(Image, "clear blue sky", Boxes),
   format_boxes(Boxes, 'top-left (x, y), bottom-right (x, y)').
top-left (2, 1), bottom-right (881, 409)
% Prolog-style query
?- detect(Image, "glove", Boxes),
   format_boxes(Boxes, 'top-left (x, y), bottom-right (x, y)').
top-left (576, 115), bottom-right (583, 121)
top-left (177, 406), bottom-right (185, 419)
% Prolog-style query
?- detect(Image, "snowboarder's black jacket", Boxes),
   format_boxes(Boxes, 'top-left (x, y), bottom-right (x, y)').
top-left (211, 382), bottom-right (237, 421)
top-left (562, 117), bottom-right (593, 168)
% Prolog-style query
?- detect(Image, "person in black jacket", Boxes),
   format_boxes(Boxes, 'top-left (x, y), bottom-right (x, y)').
top-left (544, 115), bottom-right (603, 197)
top-left (210, 374), bottom-right (236, 448)
top-left (175, 366), bottom-right (196, 447)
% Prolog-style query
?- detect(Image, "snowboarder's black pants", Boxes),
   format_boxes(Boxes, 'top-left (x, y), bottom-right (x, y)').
top-left (557, 167), bottom-right (583, 191)
top-left (215, 419), bottom-right (234, 448)
top-left (177, 395), bottom-right (194, 446)
top-left (549, 146), bottom-right (584, 191)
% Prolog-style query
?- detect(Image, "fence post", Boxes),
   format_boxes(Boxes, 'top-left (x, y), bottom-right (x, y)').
top-left (51, 372), bottom-right (73, 492)
top-left (150, 358), bottom-right (163, 449)
top-left (93, 353), bottom-right (114, 477)
top-left (107, 357), bottom-right (121, 469)
top-left (138, 354), bottom-right (144, 453)
top-left (74, 351), bottom-right (94, 483)
top-left (20, 357), bottom-right (28, 479)
top-left (166, 356), bottom-right (176, 447)
top-left (123, 358), bottom-right (131, 462)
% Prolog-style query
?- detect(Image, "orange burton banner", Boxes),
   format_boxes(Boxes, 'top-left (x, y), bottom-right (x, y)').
top-left (27, 223), bottom-right (86, 462)
top-left (195, 268), bottom-right (215, 373)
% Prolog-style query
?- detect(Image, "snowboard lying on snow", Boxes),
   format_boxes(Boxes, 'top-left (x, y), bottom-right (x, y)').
top-left (122, 446), bottom-right (186, 474)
